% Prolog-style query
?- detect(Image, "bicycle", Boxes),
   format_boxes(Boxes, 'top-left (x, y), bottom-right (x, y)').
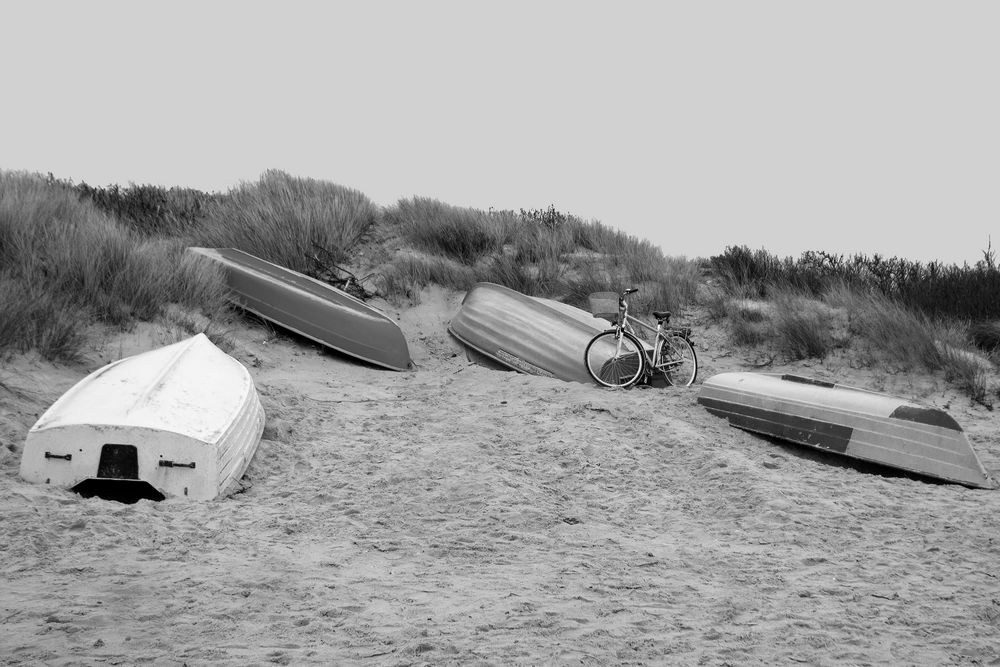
top-left (584, 288), bottom-right (698, 388)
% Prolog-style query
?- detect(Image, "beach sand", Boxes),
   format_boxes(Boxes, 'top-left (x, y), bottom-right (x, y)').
top-left (1, 286), bottom-right (999, 665)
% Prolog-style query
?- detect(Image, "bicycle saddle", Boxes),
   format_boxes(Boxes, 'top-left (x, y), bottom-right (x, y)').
top-left (653, 310), bottom-right (671, 322)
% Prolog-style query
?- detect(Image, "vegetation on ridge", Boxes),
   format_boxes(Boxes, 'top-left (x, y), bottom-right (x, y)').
top-left (2, 168), bottom-right (997, 406)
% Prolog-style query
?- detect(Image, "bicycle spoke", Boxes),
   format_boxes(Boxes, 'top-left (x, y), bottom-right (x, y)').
top-left (584, 330), bottom-right (645, 388)
top-left (654, 334), bottom-right (698, 387)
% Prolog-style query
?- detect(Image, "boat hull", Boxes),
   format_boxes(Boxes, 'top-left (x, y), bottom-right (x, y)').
top-left (20, 334), bottom-right (265, 501)
top-left (187, 247), bottom-right (413, 371)
top-left (697, 372), bottom-right (995, 489)
top-left (448, 283), bottom-right (608, 384)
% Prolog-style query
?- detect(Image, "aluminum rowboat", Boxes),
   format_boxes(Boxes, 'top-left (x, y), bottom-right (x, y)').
top-left (187, 247), bottom-right (413, 371)
top-left (697, 372), bottom-right (995, 489)
top-left (448, 282), bottom-right (608, 384)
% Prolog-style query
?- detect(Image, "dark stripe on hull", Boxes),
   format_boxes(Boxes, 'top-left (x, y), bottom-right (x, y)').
top-left (780, 374), bottom-right (836, 388)
top-left (889, 405), bottom-right (963, 432)
top-left (698, 397), bottom-right (853, 454)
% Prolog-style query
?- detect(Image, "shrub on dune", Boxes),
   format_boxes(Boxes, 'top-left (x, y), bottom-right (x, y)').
top-left (196, 170), bottom-right (378, 273)
top-left (388, 197), bottom-right (506, 265)
top-left (0, 171), bottom-right (227, 360)
top-left (770, 290), bottom-right (838, 360)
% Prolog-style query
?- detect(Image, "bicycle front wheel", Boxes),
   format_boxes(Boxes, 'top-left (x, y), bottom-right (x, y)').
top-left (584, 330), bottom-right (646, 388)
top-left (653, 333), bottom-right (698, 387)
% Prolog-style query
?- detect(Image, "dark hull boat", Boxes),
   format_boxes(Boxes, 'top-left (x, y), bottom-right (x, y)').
top-left (187, 247), bottom-right (413, 371)
top-left (697, 372), bottom-right (995, 489)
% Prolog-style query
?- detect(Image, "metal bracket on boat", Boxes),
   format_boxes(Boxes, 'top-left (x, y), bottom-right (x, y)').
top-left (44, 452), bottom-right (72, 461)
top-left (158, 460), bottom-right (196, 469)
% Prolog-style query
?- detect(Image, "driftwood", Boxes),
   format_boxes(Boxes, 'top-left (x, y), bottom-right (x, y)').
top-left (306, 243), bottom-right (383, 301)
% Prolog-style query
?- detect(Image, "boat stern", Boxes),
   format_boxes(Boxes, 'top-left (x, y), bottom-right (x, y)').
top-left (21, 425), bottom-right (221, 502)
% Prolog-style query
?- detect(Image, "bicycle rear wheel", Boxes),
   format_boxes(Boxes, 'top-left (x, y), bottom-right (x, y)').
top-left (584, 330), bottom-right (646, 388)
top-left (653, 333), bottom-right (698, 386)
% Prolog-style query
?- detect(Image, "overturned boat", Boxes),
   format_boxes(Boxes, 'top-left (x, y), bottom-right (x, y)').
top-left (448, 282), bottom-right (609, 384)
top-left (187, 247), bottom-right (413, 371)
top-left (20, 334), bottom-right (266, 502)
top-left (697, 372), bottom-right (995, 489)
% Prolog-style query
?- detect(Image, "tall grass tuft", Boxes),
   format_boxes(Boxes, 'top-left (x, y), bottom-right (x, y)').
top-left (378, 255), bottom-right (479, 303)
top-left (710, 244), bottom-right (1000, 320)
top-left (0, 171), bottom-right (228, 360)
top-left (969, 321), bottom-right (1000, 353)
top-left (388, 197), bottom-right (507, 265)
top-left (75, 181), bottom-right (215, 236)
top-left (769, 290), bottom-right (837, 360)
top-left (931, 320), bottom-right (995, 407)
top-left (823, 283), bottom-right (942, 371)
top-left (0, 274), bottom-right (87, 362)
top-left (381, 200), bottom-right (701, 316)
top-left (196, 170), bottom-right (377, 273)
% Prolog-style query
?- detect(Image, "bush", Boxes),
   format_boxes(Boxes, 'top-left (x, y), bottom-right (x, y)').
top-left (378, 255), bottom-right (479, 303)
top-left (824, 284), bottom-right (940, 371)
top-left (0, 171), bottom-right (228, 360)
top-left (195, 170), bottom-right (377, 273)
top-left (710, 244), bottom-right (1000, 320)
top-left (389, 197), bottom-right (506, 265)
top-left (0, 274), bottom-right (87, 362)
top-left (969, 321), bottom-right (1000, 352)
top-left (770, 291), bottom-right (836, 360)
top-left (75, 182), bottom-right (214, 236)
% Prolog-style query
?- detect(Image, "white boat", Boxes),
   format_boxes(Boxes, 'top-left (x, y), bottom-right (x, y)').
top-left (20, 334), bottom-right (265, 502)
top-left (697, 372), bottom-right (995, 489)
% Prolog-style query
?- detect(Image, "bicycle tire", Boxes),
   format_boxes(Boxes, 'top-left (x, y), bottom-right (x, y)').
top-left (584, 330), bottom-right (646, 388)
top-left (653, 333), bottom-right (698, 387)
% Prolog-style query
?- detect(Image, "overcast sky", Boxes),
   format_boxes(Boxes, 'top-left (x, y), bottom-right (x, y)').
top-left (3, 1), bottom-right (997, 265)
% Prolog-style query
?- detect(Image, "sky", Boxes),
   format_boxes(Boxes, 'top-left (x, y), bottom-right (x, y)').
top-left (3, 1), bottom-right (997, 265)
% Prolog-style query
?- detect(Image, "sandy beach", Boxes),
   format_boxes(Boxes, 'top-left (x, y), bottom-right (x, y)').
top-left (2, 286), bottom-right (999, 666)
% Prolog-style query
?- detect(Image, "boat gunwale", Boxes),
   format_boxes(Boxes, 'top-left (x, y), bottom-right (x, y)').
top-left (191, 247), bottom-right (398, 325)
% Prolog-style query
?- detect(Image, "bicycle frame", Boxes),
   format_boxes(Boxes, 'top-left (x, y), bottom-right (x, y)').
top-left (611, 293), bottom-right (692, 379)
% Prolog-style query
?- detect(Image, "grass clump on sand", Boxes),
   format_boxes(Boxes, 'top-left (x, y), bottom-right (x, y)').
top-left (384, 199), bottom-right (701, 315)
top-left (823, 284), bottom-right (995, 406)
top-left (708, 246), bottom-right (1000, 404)
top-left (0, 171), bottom-right (227, 361)
top-left (195, 170), bottom-right (379, 275)
top-left (710, 243), bottom-right (1000, 320)
top-left (75, 181), bottom-right (217, 237)
top-left (388, 197), bottom-right (508, 265)
top-left (710, 290), bottom-right (842, 362)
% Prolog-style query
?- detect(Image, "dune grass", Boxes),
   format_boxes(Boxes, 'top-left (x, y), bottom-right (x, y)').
top-left (384, 198), bottom-right (701, 314)
top-left (75, 181), bottom-right (216, 237)
top-left (769, 290), bottom-right (840, 361)
top-left (388, 198), bottom-right (509, 265)
top-left (823, 283), bottom-right (995, 405)
top-left (711, 244), bottom-right (1000, 320)
top-left (0, 171), bottom-right (227, 361)
top-left (194, 170), bottom-right (378, 274)
top-left (707, 275), bottom-right (997, 403)
top-left (8, 167), bottom-right (995, 405)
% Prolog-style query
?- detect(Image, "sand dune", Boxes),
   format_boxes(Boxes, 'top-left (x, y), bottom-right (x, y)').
top-left (1, 286), bottom-right (998, 665)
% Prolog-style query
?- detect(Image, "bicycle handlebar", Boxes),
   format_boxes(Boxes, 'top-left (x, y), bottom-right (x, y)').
top-left (618, 287), bottom-right (638, 313)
